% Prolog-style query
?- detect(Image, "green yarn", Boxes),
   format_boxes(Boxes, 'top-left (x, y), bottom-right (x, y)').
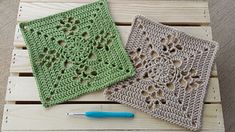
top-left (19, 0), bottom-right (135, 107)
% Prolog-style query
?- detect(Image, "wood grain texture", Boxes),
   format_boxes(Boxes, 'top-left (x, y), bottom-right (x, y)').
top-left (17, 1), bottom-right (210, 24)
top-left (2, 104), bottom-right (224, 131)
top-left (5, 77), bottom-right (221, 102)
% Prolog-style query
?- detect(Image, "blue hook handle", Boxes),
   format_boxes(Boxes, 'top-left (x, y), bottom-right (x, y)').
top-left (85, 111), bottom-right (135, 118)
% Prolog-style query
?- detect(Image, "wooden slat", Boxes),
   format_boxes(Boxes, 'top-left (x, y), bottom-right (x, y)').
top-left (13, 24), bottom-right (213, 48)
top-left (2, 104), bottom-right (224, 131)
top-left (17, 1), bottom-right (210, 24)
top-left (9, 49), bottom-right (218, 77)
top-left (5, 77), bottom-right (221, 102)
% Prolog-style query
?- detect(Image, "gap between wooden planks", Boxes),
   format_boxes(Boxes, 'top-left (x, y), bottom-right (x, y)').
top-left (1, 104), bottom-right (224, 131)
top-left (17, 1), bottom-right (210, 25)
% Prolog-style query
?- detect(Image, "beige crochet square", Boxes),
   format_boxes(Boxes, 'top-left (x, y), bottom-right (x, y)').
top-left (104, 15), bottom-right (219, 131)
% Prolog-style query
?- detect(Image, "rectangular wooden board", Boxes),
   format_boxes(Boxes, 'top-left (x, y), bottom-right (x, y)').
top-left (2, 104), bottom-right (224, 131)
top-left (17, 1), bottom-right (210, 24)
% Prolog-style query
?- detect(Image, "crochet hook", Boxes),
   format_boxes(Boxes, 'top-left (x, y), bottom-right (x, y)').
top-left (66, 111), bottom-right (135, 118)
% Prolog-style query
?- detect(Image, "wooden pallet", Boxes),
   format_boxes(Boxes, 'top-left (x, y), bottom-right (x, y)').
top-left (2, 0), bottom-right (224, 131)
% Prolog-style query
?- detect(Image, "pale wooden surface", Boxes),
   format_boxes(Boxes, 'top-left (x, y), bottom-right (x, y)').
top-left (17, 1), bottom-right (210, 24)
top-left (2, 104), bottom-right (224, 131)
top-left (0, 0), bottom-right (233, 131)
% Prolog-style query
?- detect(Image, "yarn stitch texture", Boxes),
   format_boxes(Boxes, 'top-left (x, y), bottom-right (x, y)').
top-left (19, 0), bottom-right (135, 107)
top-left (104, 15), bottom-right (219, 131)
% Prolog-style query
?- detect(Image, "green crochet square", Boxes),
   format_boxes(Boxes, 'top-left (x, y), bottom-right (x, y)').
top-left (19, 0), bottom-right (135, 107)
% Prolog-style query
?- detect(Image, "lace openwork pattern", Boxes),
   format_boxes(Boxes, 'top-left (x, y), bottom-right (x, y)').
top-left (104, 16), bottom-right (218, 131)
top-left (19, 0), bottom-right (135, 107)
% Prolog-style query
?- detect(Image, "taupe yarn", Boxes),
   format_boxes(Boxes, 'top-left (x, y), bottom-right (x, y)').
top-left (104, 15), bottom-right (219, 131)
